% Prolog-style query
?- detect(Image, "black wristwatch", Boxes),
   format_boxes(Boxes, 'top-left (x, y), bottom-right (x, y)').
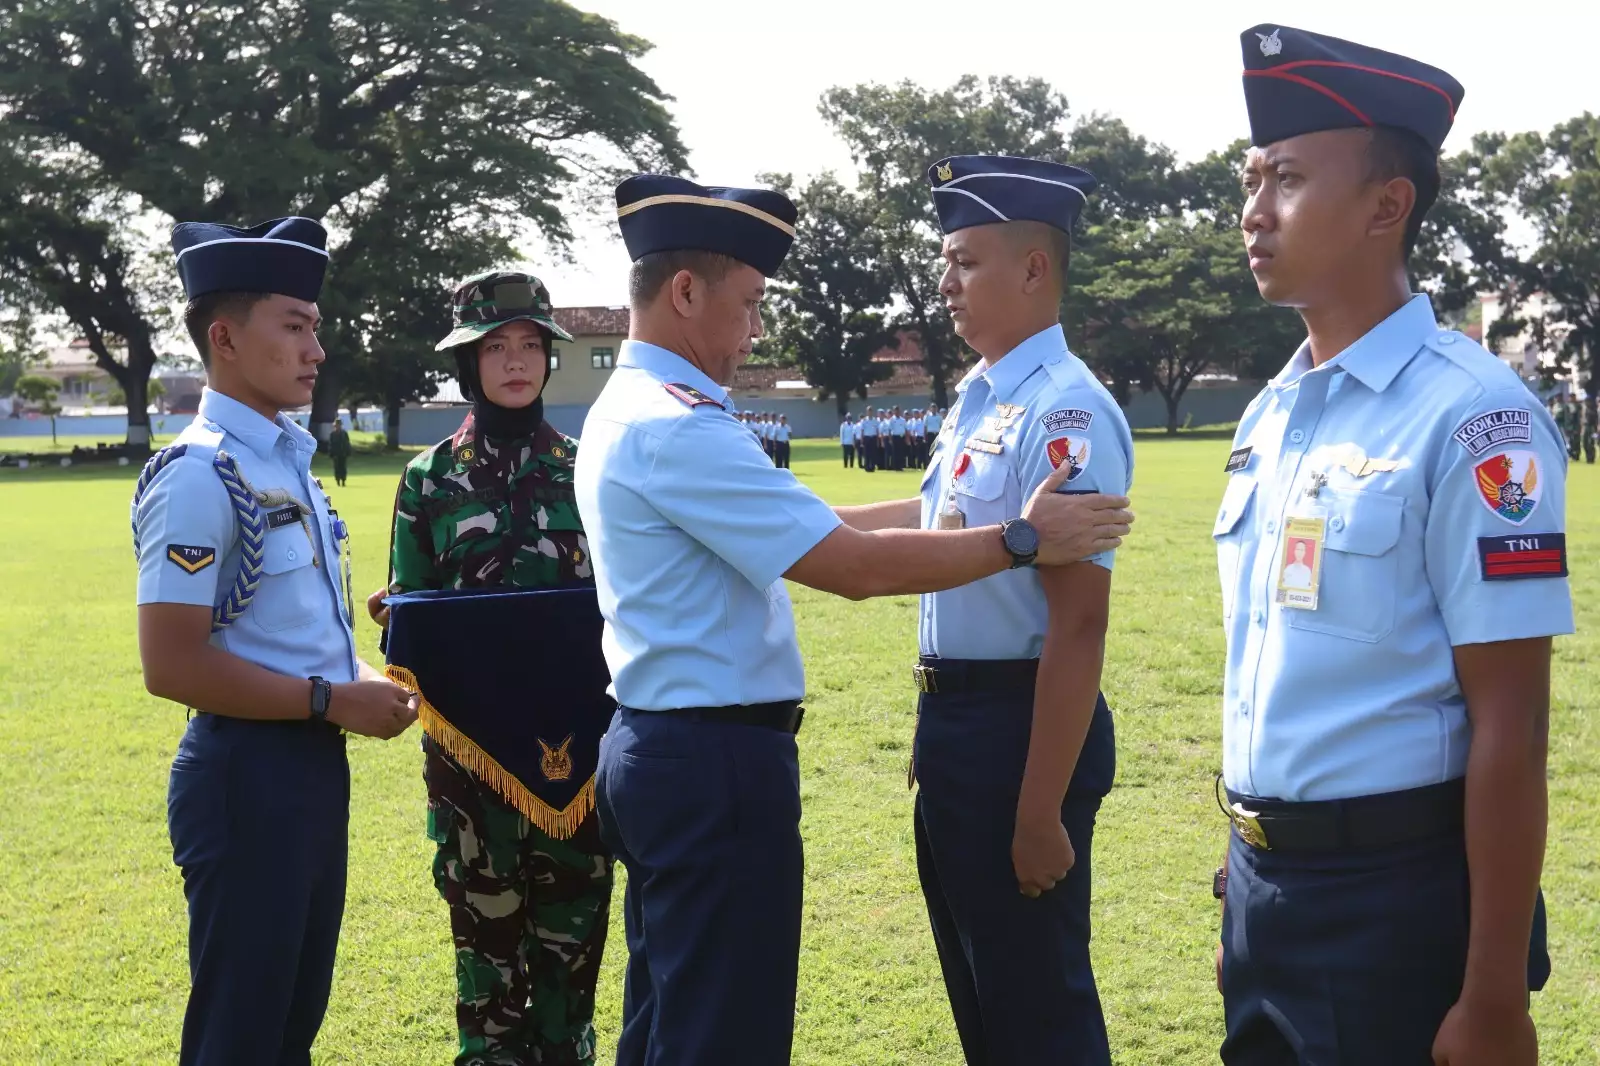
top-left (309, 676), bottom-right (333, 723)
top-left (999, 518), bottom-right (1040, 569)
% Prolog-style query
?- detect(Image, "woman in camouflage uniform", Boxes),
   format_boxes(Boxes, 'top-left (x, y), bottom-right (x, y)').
top-left (374, 270), bottom-right (611, 1066)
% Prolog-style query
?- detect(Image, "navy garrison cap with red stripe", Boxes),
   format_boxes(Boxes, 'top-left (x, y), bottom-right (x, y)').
top-left (1241, 25), bottom-right (1464, 152)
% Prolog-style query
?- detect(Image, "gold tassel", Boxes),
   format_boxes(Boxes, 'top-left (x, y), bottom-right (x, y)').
top-left (386, 665), bottom-right (596, 840)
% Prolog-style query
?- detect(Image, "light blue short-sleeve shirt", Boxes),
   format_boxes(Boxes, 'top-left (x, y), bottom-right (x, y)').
top-left (575, 341), bottom-right (844, 711)
top-left (840, 422), bottom-right (853, 444)
top-left (1216, 295), bottom-right (1574, 801)
top-left (132, 389), bottom-right (358, 683)
top-left (917, 324), bottom-right (1134, 660)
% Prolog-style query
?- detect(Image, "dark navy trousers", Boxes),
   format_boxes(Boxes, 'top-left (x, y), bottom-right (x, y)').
top-left (596, 708), bottom-right (804, 1066)
top-left (914, 688), bottom-right (1117, 1066)
top-left (167, 713), bottom-right (350, 1066)
top-left (1221, 826), bottom-right (1551, 1065)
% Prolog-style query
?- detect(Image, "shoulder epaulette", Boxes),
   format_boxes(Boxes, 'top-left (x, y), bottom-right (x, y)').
top-left (664, 382), bottom-right (724, 409)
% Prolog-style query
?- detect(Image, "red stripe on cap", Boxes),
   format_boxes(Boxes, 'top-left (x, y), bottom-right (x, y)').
top-left (1268, 60), bottom-right (1457, 121)
top-left (1243, 69), bottom-right (1374, 127)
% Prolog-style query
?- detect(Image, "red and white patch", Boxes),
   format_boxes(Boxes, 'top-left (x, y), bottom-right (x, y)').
top-left (1047, 436), bottom-right (1091, 481)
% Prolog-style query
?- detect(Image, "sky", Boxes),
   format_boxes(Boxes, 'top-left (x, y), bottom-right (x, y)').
top-left (518, 0), bottom-right (1598, 308)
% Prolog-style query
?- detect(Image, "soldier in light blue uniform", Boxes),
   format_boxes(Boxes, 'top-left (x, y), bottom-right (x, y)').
top-left (840, 415), bottom-right (856, 468)
top-left (859, 405), bottom-right (880, 472)
top-left (1215, 26), bottom-right (1571, 1066)
top-left (577, 174), bottom-right (1133, 1066)
top-left (132, 217), bottom-right (418, 1065)
top-left (910, 155), bottom-right (1132, 1066)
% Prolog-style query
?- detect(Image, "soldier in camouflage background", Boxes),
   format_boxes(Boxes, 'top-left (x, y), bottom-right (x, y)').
top-left (371, 270), bottom-right (611, 1066)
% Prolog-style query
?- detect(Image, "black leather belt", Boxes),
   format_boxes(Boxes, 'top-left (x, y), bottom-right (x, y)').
top-left (1222, 778), bottom-right (1466, 852)
top-left (912, 657), bottom-right (1038, 694)
top-left (655, 701), bottom-right (804, 735)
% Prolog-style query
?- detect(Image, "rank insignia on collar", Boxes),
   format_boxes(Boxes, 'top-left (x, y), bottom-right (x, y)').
top-left (539, 734), bottom-right (575, 781)
top-left (166, 544), bottom-right (216, 574)
top-left (663, 382), bottom-right (723, 409)
top-left (551, 445), bottom-right (568, 459)
top-left (457, 443), bottom-right (476, 464)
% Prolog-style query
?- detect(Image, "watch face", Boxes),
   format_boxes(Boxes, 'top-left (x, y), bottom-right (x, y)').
top-left (1006, 520), bottom-right (1039, 557)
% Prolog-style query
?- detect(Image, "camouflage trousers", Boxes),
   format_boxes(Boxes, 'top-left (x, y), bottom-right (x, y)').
top-left (423, 736), bottom-right (614, 1066)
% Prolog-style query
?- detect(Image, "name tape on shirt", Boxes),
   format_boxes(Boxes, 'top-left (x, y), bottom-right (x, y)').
top-left (1453, 408), bottom-right (1531, 456)
top-left (1477, 532), bottom-right (1567, 581)
top-left (1225, 447), bottom-right (1253, 473)
top-left (166, 544), bottom-right (216, 574)
top-left (1041, 407), bottom-right (1094, 434)
top-left (267, 505), bottom-right (301, 530)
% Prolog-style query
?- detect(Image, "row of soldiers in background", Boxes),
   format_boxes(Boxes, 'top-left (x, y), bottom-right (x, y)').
top-left (736, 410), bottom-right (794, 467)
top-left (1551, 397), bottom-right (1597, 463)
top-left (840, 405), bottom-right (945, 472)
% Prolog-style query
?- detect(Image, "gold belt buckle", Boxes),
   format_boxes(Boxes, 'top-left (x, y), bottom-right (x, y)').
top-left (912, 664), bottom-right (937, 693)
top-left (1230, 802), bottom-right (1271, 850)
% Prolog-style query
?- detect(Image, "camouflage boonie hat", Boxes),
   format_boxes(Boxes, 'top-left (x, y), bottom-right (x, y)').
top-left (434, 270), bottom-right (574, 351)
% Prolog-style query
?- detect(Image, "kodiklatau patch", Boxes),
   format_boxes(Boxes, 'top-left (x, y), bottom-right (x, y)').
top-left (1453, 408), bottom-right (1531, 456)
top-left (1041, 407), bottom-right (1094, 435)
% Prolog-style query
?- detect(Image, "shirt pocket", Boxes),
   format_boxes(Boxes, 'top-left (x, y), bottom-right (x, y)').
top-left (1285, 488), bottom-right (1404, 644)
top-left (1213, 476), bottom-right (1257, 622)
top-left (251, 527), bottom-right (321, 633)
top-left (951, 452), bottom-right (1014, 526)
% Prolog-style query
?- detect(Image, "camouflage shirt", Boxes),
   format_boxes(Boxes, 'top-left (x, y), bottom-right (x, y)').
top-left (390, 412), bottom-right (592, 592)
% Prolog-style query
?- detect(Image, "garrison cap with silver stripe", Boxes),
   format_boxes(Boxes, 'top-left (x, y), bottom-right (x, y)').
top-left (926, 155), bottom-right (1097, 236)
top-left (615, 174), bottom-right (798, 277)
top-left (171, 216), bottom-right (330, 303)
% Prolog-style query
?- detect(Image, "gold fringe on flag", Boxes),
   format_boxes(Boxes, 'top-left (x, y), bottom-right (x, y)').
top-left (386, 665), bottom-right (595, 840)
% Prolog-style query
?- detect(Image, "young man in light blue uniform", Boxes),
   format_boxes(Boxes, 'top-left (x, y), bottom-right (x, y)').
top-left (859, 404), bottom-right (879, 472)
top-left (575, 174), bottom-right (1134, 1066)
top-left (1214, 25), bottom-right (1571, 1066)
top-left (132, 217), bottom-right (417, 1065)
top-left (840, 415), bottom-right (856, 468)
top-left (908, 155), bottom-right (1133, 1066)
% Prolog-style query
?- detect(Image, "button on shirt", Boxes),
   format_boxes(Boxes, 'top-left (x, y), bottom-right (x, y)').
top-left (1216, 295), bottom-right (1574, 801)
top-left (918, 324), bottom-right (1134, 659)
top-left (576, 341), bottom-right (843, 710)
top-left (133, 388), bottom-right (358, 683)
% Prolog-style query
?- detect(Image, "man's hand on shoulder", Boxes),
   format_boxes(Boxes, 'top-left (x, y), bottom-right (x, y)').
top-left (1023, 462), bottom-right (1134, 565)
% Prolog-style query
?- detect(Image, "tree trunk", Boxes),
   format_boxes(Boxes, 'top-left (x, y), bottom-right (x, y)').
top-left (124, 373), bottom-right (151, 446)
top-left (87, 328), bottom-right (156, 449)
top-left (835, 391), bottom-right (848, 418)
top-left (310, 363), bottom-right (342, 448)
top-left (1165, 390), bottom-right (1182, 435)
top-left (385, 393), bottom-right (403, 451)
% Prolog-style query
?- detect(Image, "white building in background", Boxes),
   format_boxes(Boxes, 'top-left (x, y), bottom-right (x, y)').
top-left (1480, 292), bottom-right (1579, 396)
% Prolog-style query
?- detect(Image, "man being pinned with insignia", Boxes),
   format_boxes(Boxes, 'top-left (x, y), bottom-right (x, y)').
top-left (367, 270), bottom-right (613, 1066)
top-left (895, 154), bottom-right (1135, 1066)
top-left (575, 174), bottom-right (1134, 1066)
top-left (132, 217), bottom-right (418, 1065)
top-left (1214, 26), bottom-right (1572, 1066)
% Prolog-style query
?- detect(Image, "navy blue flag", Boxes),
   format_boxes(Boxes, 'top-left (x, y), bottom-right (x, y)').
top-left (384, 586), bottom-right (613, 839)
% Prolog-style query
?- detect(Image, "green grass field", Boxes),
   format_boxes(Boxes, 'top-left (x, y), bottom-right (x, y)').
top-left (1, 438), bottom-right (1596, 1064)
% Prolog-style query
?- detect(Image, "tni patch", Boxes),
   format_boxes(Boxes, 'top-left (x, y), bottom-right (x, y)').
top-left (167, 544), bottom-right (216, 574)
top-left (1477, 533), bottom-right (1566, 581)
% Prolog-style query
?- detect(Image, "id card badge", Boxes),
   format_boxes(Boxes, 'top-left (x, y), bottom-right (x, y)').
top-left (1274, 516), bottom-right (1326, 610)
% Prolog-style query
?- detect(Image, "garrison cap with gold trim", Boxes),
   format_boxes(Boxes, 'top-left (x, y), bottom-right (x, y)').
top-left (1241, 25), bottom-right (1464, 151)
top-left (927, 155), bottom-right (1098, 236)
top-left (615, 174), bottom-right (798, 277)
top-left (435, 269), bottom-right (574, 351)
top-left (171, 216), bottom-right (329, 302)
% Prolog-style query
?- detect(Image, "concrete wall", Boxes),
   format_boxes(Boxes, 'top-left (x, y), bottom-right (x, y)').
top-left (398, 383), bottom-right (1265, 446)
top-left (1, 409), bottom-right (385, 440)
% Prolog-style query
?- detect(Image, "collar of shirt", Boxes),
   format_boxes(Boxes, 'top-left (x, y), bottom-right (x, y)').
top-left (955, 323), bottom-right (1066, 402)
top-left (198, 387), bottom-right (316, 462)
top-left (618, 339), bottom-right (729, 407)
top-left (1271, 293), bottom-right (1437, 394)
